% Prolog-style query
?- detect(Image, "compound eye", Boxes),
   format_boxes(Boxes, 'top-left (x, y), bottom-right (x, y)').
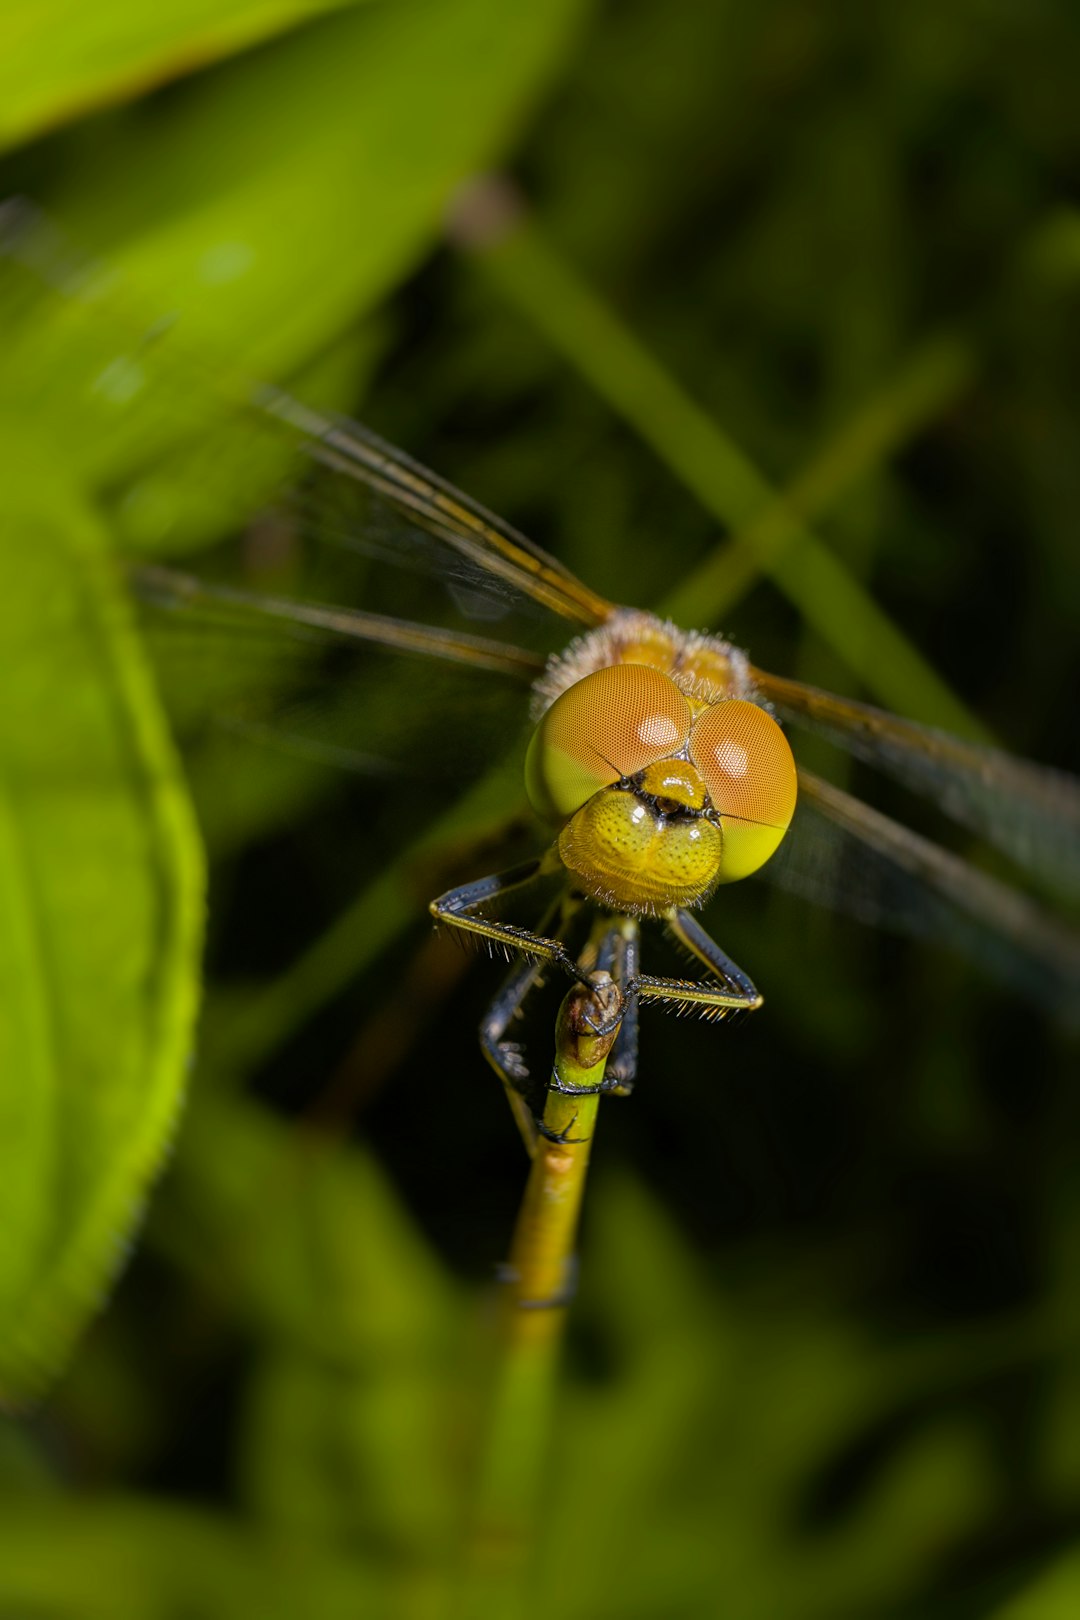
top-left (526, 664), bottom-right (693, 824)
top-left (689, 699), bottom-right (797, 880)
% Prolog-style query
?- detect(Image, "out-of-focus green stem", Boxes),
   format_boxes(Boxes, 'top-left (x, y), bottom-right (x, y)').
top-left (206, 753), bottom-right (525, 1078)
top-left (662, 336), bottom-right (972, 627)
top-left (458, 197), bottom-right (987, 740)
top-left (458, 973), bottom-right (623, 1620)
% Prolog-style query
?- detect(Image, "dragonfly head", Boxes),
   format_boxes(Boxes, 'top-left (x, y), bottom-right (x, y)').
top-left (525, 663), bottom-right (798, 915)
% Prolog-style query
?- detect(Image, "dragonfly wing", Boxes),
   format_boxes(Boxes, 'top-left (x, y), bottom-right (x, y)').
top-left (265, 392), bottom-right (615, 628)
top-left (138, 566), bottom-right (538, 762)
top-left (754, 669), bottom-right (1080, 899)
top-left (135, 564), bottom-right (547, 682)
top-left (0, 200), bottom-right (615, 635)
top-left (133, 566), bottom-right (540, 866)
top-left (760, 768), bottom-right (1080, 1025)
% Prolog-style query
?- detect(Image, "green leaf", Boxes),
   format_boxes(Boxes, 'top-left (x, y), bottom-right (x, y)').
top-left (0, 0), bottom-right (362, 153)
top-left (142, 1096), bottom-right (463, 1559)
top-left (0, 0), bottom-right (590, 549)
top-left (0, 436), bottom-right (203, 1401)
top-left (157, 1096), bottom-right (462, 1552)
top-left (160, 1094), bottom-right (456, 1351)
top-left (51, 0), bottom-right (587, 378)
top-left (990, 1555), bottom-right (1080, 1620)
top-left (0, 1496), bottom-right (381, 1618)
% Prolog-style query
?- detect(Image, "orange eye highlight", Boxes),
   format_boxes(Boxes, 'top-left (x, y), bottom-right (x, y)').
top-left (526, 665), bottom-right (693, 824)
top-left (689, 700), bottom-right (797, 881)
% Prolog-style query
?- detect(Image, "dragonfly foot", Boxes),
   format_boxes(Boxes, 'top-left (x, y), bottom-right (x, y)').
top-left (548, 1073), bottom-right (605, 1098)
top-left (495, 1040), bottom-right (531, 1089)
top-left (535, 1114), bottom-right (590, 1146)
top-left (580, 1005), bottom-right (623, 1039)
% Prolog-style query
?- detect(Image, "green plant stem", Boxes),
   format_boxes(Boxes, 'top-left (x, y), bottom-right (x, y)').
top-left (459, 973), bottom-right (623, 1619)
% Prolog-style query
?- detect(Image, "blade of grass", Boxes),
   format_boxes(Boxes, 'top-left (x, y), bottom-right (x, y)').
top-left (667, 334), bottom-right (973, 629)
top-left (454, 195), bottom-right (986, 740)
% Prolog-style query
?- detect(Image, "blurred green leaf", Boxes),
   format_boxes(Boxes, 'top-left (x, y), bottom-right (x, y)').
top-left (0, 0), bottom-right (362, 152)
top-left (541, 1173), bottom-right (1000, 1619)
top-left (992, 1554), bottom-right (1080, 1620)
top-left (159, 1097), bottom-right (463, 1571)
top-left (0, 1495), bottom-right (381, 1618)
top-left (0, 437), bottom-right (203, 1401)
top-left (0, 0), bottom-right (591, 555)
top-left (70, 0), bottom-right (587, 381)
top-left (161, 1093), bottom-right (456, 1347)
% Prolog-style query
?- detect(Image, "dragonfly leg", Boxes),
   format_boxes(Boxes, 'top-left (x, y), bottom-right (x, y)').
top-left (605, 1002), bottom-right (639, 1094)
top-left (430, 855), bottom-right (583, 983)
top-left (632, 908), bottom-right (763, 1019)
top-left (479, 952), bottom-right (548, 1157)
top-left (603, 921), bottom-right (640, 1095)
top-left (441, 864), bottom-right (583, 1155)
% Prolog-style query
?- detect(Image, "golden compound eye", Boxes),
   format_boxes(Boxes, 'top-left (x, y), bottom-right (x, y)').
top-left (526, 664), bottom-right (693, 824)
top-left (689, 699), bottom-right (798, 881)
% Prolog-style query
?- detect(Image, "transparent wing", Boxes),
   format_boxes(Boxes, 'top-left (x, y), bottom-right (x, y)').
top-left (0, 198), bottom-right (615, 634)
top-left (135, 563), bottom-right (541, 872)
top-left (136, 564), bottom-right (547, 682)
top-left (264, 393), bottom-right (615, 627)
top-left (137, 554), bottom-right (544, 759)
top-left (762, 769), bottom-right (1080, 1025)
top-left (755, 669), bottom-right (1080, 898)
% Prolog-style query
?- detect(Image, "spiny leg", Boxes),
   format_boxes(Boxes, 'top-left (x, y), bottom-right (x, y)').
top-left (633, 907), bottom-right (763, 1019)
top-left (667, 908), bottom-right (763, 1004)
top-left (430, 854), bottom-right (584, 983)
top-left (446, 866), bottom-right (583, 1156)
top-left (479, 951), bottom-right (548, 1157)
top-left (597, 916), bottom-right (640, 1095)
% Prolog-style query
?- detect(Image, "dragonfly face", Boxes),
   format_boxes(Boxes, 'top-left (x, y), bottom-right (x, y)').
top-left (524, 614), bottom-right (798, 911)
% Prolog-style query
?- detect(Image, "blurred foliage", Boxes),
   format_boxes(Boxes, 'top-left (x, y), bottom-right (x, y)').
top-left (0, 448), bottom-right (201, 1397)
top-left (1, 0), bottom-right (1080, 1616)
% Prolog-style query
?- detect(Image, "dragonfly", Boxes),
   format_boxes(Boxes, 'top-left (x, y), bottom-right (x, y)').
top-left (3, 201), bottom-right (1080, 1159)
top-left (133, 393), bottom-right (1080, 1151)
